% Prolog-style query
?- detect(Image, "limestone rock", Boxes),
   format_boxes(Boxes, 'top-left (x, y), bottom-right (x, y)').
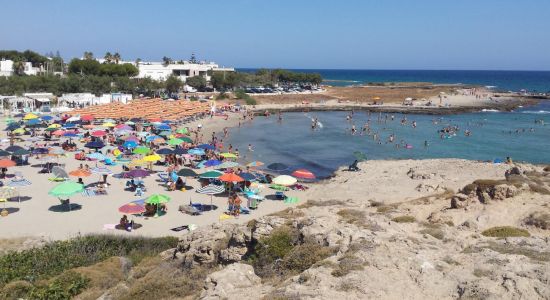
top-left (201, 263), bottom-right (262, 300)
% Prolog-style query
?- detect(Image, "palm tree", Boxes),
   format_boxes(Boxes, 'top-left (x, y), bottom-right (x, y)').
top-left (104, 52), bottom-right (113, 63)
top-left (162, 56), bottom-right (172, 66)
top-left (189, 53), bottom-right (197, 64)
top-left (135, 58), bottom-right (142, 66)
top-left (113, 52), bottom-right (121, 64)
top-left (83, 51), bottom-right (94, 60)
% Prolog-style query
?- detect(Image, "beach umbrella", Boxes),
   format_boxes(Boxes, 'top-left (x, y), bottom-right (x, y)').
top-left (173, 148), bottom-right (188, 155)
top-left (168, 138), bottom-right (184, 146)
top-left (62, 123), bottom-right (77, 129)
top-left (158, 131), bottom-right (171, 137)
top-left (5, 123), bottom-right (20, 131)
top-left (52, 166), bottom-right (69, 180)
top-left (85, 141), bottom-right (105, 149)
top-left (239, 172), bottom-right (257, 181)
top-left (198, 144), bottom-right (215, 150)
top-left (156, 124), bottom-right (171, 131)
top-left (247, 161), bottom-right (264, 167)
top-left (267, 163), bottom-right (289, 172)
top-left (133, 146), bottom-right (151, 155)
top-left (196, 184), bottom-right (225, 207)
top-left (272, 175), bottom-right (297, 186)
top-left (91, 167), bottom-right (112, 174)
top-left (176, 128), bottom-right (189, 134)
top-left (199, 170), bottom-right (223, 179)
top-left (143, 154), bottom-right (161, 162)
top-left (118, 202), bottom-right (145, 215)
top-left (203, 159), bottom-right (222, 167)
top-left (219, 173), bottom-right (244, 183)
top-left (115, 124), bottom-right (132, 131)
top-left (177, 168), bottom-right (197, 177)
top-left (48, 181), bottom-right (84, 205)
top-left (69, 169), bottom-right (92, 177)
top-left (188, 148), bottom-right (205, 156)
top-left (12, 149), bottom-right (31, 156)
top-left (123, 140), bottom-right (138, 149)
top-left (145, 194), bottom-right (171, 205)
top-left (0, 150), bottom-right (11, 157)
top-left (220, 152), bottom-right (237, 159)
top-left (63, 132), bottom-right (78, 138)
top-left (12, 128), bottom-right (25, 135)
top-left (156, 148), bottom-right (174, 155)
top-left (215, 161), bottom-right (240, 169)
top-left (6, 145), bottom-right (23, 153)
top-left (124, 136), bottom-right (140, 142)
top-left (145, 135), bottom-right (162, 143)
top-left (66, 116), bottom-right (80, 122)
top-left (52, 129), bottom-right (65, 136)
top-left (47, 124), bottom-right (61, 129)
top-left (102, 122), bottom-right (115, 127)
top-left (291, 169), bottom-right (316, 180)
top-left (0, 187), bottom-right (18, 200)
top-left (125, 121), bottom-right (135, 125)
top-left (124, 169), bottom-right (150, 178)
top-left (5, 118), bottom-right (15, 124)
top-left (32, 148), bottom-right (49, 155)
top-left (25, 119), bottom-right (41, 126)
top-left (180, 137), bottom-right (193, 143)
top-left (23, 113), bottom-right (39, 120)
top-left (40, 115), bottom-right (53, 121)
top-left (81, 115), bottom-right (94, 122)
top-left (8, 179), bottom-right (31, 202)
top-left (86, 152), bottom-right (106, 161)
top-left (0, 159), bottom-right (16, 168)
top-left (91, 130), bottom-right (107, 137)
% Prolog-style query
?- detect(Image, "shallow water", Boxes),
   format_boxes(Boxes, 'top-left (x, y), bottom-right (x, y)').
top-left (228, 102), bottom-right (550, 178)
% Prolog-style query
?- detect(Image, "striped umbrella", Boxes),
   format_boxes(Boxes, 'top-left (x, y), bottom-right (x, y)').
top-left (196, 184), bottom-right (225, 207)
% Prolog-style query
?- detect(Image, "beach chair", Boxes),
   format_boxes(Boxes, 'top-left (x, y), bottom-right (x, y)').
top-left (275, 191), bottom-right (285, 200)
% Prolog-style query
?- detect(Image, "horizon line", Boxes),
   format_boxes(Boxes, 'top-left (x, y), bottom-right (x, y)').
top-left (236, 67), bottom-right (550, 72)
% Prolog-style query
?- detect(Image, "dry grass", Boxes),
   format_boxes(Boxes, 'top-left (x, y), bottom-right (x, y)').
top-left (337, 209), bottom-right (365, 225)
top-left (473, 268), bottom-right (492, 278)
top-left (324, 85), bottom-right (455, 103)
top-left (463, 241), bottom-right (550, 262)
top-left (298, 199), bottom-right (346, 209)
top-left (420, 228), bottom-right (445, 240)
top-left (481, 226), bottom-right (530, 238)
top-left (376, 204), bottom-right (398, 214)
top-left (524, 212), bottom-right (550, 230)
top-left (270, 208), bottom-right (305, 219)
top-left (331, 253), bottom-right (366, 277)
top-left (392, 216), bottom-right (416, 223)
top-left (442, 256), bottom-right (461, 266)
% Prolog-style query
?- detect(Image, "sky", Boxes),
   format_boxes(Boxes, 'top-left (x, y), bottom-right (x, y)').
top-left (2, 0), bottom-right (550, 70)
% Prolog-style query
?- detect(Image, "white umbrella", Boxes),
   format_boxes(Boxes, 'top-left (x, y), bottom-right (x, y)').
top-left (196, 184), bottom-right (225, 207)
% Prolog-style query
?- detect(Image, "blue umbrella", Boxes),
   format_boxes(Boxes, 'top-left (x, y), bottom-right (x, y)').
top-left (62, 123), bottom-right (77, 129)
top-left (63, 133), bottom-right (78, 138)
top-left (158, 131), bottom-right (172, 136)
top-left (156, 124), bottom-right (171, 130)
top-left (204, 159), bottom-right (222, 167)
top-left (173, 148), bottom-right (188, 155)
top-left (87, 152), bottom-right (106, 160)
top-left (25, 119), bottom-right (41, 126)
top-left (5, 123), bottom-right (20, 131)
top-left (123, 140), bottom-right (138, 148)
top-left (41, 115), bottom-right (53, 121)
top-left (156, 148), bottom-right (174, 155)
top-left (188, 148), bottom-right (205, 155)
top-left (197, 144), bottom-right (215, 150)
top-left (239, 172), bottom-right (257, 181)
top-left (85, 141), bottom-right (105, 149)
top-left (32, 148), bottom-right (49, 155)
top-left (146, 135), bottom-right (162, 142)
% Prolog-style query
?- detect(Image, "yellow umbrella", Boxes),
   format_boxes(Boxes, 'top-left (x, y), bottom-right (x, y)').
top-left (47, 124), bottom-right (61, 129)
top-left (102, 122), bottom-right (115, 127)
top-left (23, 113), bottom-right (39, 120)
top-left (220, 153), bottom-right (237, 158)
top-left (12, 128), bottom-right (25, 135)
top-left (128, 159), bottom-right (147, 167)
top-left (143, 154), bottom-right (161, 162)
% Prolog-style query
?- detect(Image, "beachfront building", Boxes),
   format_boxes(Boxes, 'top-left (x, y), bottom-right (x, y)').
top-left (58, 93), bottom-right (133, 108)
top-left (0, 59), bottom-right (42, 76)
top-left (135, 61), bottom-right (234, 82)
top-left (0, 93), bottom-right (54, 114)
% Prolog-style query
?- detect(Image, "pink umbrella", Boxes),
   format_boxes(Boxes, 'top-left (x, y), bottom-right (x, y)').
top-left (124, 136), bottom-right (140, 142)
top-left (91, 130), bottom-right (107, 137)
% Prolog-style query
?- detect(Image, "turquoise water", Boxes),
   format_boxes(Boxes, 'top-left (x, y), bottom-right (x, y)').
top-left (228, 102), bottom-right (550, 178)
top-left (238, 69), bottom-right (550, 92)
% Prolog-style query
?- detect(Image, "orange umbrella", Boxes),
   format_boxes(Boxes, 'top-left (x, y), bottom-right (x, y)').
top-left (219, 173), bottom-right (244, 182)
top-left (69, 169), bottom-right (92, 177)
top-left (0, 159), bottom-right (16, 168)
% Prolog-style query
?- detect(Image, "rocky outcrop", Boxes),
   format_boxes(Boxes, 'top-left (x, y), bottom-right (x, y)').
top-left (201, 263), bottom-right (264, 300)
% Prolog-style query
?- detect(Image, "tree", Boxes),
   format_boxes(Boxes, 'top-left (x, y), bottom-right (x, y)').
top-left (113, 52), bottom-right (121, 64)
top-left (189, 53), bottom-right (197, 64)
top-left (162, 56), bottom-right (171, 66)
top-left (164, 75), bottom-right (182, 93)
top-left (135, 58), bottom-right (142, 66)
top-left (104, 52), bottom-right (113, 63)
top-left (12, 61), bottom-right (26, 75)
top-left (186, 76), bottom-right (206, 90)
top-left (83, 51), bottom-right (94, 60)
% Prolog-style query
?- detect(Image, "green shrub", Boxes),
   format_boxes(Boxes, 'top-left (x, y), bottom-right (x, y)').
top-left (28, 271), bottom-right (89, 300)
top-left (481, 226), bottom-right (530, 238)
top-left (282, 243), bottom-right (335, 273)
top-left (392, 216), bottom-right (416, 223)
top-left (0, 235), bottom-right (177, 287)
top-left (215, 92), bottom-right (228, 100)
top-left (234, 89), bottom-right (257, 105)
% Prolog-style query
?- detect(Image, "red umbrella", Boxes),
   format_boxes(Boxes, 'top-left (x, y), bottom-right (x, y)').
top-left (119, 202), bottom-right (145, 214)
top-left (91, 130), bottom-right (107, 137)
top-left (0, 159), bottom-right (16, 168)
top-left (81, 115), bottom-right (94, 122)
top-left (291, 169), bottom-right (316, 180)
top-left (149, 118), bottom-right (162, 122)
top-left (219, 173), bottom-right (244, 182)
top-left (52, 130), bottom-right (65, 136)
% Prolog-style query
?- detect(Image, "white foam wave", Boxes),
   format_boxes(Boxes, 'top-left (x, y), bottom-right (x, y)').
top-left (520, 110), bottom-right (550, 114)
top-left (481, 109), bottom-right (500, 112)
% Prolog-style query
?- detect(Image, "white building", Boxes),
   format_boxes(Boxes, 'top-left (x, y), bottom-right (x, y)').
top-left (136, 61), bottom-right (234, 82)
top-left (58, 92), bottom-right (133, 108)
top-left (0, 59), bottom-right (42, 76)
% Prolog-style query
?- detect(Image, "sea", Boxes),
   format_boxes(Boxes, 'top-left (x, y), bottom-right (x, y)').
top-left (238, 69), bottom-right (550, 93)
top-left (230, 70), bottom-right (550, 179)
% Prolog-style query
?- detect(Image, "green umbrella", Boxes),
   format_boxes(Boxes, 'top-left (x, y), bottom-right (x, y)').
top-left (168, 138), bottom-right (184, 146)
top-left (48, 181), bottom-right (84, 197)
top-left (176, 128), bottom-right (188, 134)
top-left (199, 170), bottom-right (223, 179)
top-left (145, 194), bottom-right (171, 205)
top-left (180, 137), bottom-right (193, 143)
top-left (133, 146), bottom-right (151, 155)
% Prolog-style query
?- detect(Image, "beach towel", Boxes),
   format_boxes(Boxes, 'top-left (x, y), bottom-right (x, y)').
top-left (219, 214), bottom-right (233, 221)
top-left (284, 197), bottom-right (299, 204)
top-left (170, 225), bottom-right (189, 232)
top-left (82, 189), bottom-right (96, 197)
